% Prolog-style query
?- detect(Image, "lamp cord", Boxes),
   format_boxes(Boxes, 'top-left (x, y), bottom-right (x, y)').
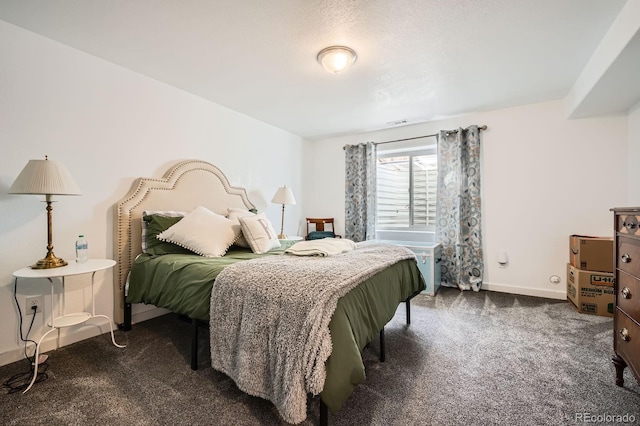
top-left (2, 278), bottom-right (48, 393)
top-left (13, 278), bottom-right (38, 361)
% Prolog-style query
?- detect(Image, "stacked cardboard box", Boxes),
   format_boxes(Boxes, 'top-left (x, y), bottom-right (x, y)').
top-left (567, 235), bottom-right (614, 317)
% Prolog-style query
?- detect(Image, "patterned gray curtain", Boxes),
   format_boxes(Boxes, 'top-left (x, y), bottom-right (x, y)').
top-left (436, 126), bottom-right (483, 291)
top-left (344, 142), bottom-right (377, 242)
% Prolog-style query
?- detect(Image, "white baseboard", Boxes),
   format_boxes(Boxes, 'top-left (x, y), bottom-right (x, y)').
top-left (0, 317), bottom-right (118, 368)
top-left (131, 306), bottom-right (171, 324)
top-left (0, 305), bottom-right (175, 368)
top-left (1, 285), bottom-right (563, 368)
top-left (481, 281), bottom-right (566, 300)
top-left (0, 305), bottom-right (173, 368)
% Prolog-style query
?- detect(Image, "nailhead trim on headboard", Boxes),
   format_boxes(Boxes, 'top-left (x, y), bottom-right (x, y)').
top-left (113, 160), bottom-right (256, 325)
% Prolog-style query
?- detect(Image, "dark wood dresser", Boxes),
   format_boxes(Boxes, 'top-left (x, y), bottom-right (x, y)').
top-left (611, 207), bottom-right (640, 387)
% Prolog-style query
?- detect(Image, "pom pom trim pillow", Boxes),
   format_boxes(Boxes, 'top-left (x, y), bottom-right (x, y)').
top-left (239, 213), bottom-right (281, 254)
top-left (157, 206), bottom-right (240, 257)
top-left (141, 210), bottom-right (187, 253)
top-left (143, 214), bottom-right (194, 255)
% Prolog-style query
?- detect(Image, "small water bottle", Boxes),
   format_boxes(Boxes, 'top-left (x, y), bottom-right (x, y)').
top-left (75, 235), bottom-right (88, 263)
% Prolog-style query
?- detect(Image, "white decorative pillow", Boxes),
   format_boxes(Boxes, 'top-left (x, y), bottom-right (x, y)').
top-left (239, 213), bottom-right (281, 254)
top-left (157, 206), bottom-right (240, 257)
top-left (227, 208), bottom-right (256, 248)
top-left (141, 210), bottom-right (187, 253)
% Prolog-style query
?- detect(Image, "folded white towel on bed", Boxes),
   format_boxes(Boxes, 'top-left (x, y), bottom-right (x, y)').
top-left (284, 238), bottom-right (356, 256)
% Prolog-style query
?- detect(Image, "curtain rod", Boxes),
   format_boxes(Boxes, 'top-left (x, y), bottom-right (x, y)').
top-left (342, 124), bottom-right (487, 150)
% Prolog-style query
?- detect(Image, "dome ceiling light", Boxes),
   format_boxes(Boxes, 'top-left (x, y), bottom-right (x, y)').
top-left (317, 46), bottom-right (357, 74)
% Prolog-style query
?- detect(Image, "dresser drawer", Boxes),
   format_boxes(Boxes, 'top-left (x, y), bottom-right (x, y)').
top-left (617, 236), bottom-right (640, 278)
top-left (615, 309), bottom-right (640, 378)
top-left (617, 271), bottom-right (640, 321)
top-left (618, 214), bottom-right (640, 235)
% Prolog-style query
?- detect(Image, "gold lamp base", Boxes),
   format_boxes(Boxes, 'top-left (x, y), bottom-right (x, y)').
top-left (277, 233), bottom-right (287, 240)
top-left (32, 252), bottom-right (68, 269)
top-left (29, 198), bottom-right (69, 269)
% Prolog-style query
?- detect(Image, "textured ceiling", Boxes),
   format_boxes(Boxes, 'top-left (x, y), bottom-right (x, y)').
top-left (0, 0), bottom-right (631, 139)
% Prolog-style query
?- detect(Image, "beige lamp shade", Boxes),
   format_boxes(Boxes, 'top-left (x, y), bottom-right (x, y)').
top-left (9, 157), bottom-right (82, 196)
top-left (271, 186), bottom-right (296, 205)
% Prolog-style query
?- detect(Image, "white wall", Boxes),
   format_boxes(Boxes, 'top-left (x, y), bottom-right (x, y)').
top-left (0, 21), bottom-right (306, 366)
top-left (304, 100), bottom-right (628, 299)
top-left (628, 101), bottom-right (640, 203)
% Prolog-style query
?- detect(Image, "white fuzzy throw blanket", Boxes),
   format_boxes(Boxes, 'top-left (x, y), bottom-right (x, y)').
top-left (209, 243), bottom-right (416, 424)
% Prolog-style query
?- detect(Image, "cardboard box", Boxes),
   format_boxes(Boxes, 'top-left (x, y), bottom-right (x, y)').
top-left (569, 235), bottom-right (614, 273)
top-left (566, 263), bottom-right (614, 317)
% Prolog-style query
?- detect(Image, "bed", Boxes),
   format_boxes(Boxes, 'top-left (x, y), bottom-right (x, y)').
top-left (114, 160), bottom-right (425, 424)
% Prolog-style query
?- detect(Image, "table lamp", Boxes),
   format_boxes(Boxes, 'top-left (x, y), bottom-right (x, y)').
top-left (9, 156), bottom-right (82, 269)
top-left (271, 185), bottom-right (296, 239)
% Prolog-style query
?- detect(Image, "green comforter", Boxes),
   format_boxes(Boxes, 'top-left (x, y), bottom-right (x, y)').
top-left (128, 243), bottom-right (294, 321)
top-left (127, 243), bottom-right (425, 413)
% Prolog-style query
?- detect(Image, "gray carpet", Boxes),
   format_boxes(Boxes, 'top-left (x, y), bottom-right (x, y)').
top-left (1, 287), bottom-right (639, 425)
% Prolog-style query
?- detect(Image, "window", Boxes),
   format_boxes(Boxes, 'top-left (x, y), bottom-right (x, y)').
top-left (376, 145), bottom-right (437, 231)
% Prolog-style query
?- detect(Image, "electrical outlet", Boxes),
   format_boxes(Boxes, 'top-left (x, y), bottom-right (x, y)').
top-left (25, 296), bottom-right (43, 315)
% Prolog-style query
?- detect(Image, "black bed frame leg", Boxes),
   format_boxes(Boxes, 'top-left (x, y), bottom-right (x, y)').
top-left (380, 327), bottom-right (386, 362)
top-left (118, 296), bottom-right (132, 331)
top-left (406, 298), bottom-right (411, 325)
top-left (319, 399), bottom-right (328, 426)
top-left (191, 318), bottom-right (199, 370)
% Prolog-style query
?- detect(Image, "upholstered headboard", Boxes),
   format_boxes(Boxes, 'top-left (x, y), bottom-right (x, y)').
top-left (113, 160), bottom-right (256, 325)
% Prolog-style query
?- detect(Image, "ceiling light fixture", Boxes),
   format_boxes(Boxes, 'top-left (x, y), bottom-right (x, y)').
top-left (317, 46), bottom-right (357, 74)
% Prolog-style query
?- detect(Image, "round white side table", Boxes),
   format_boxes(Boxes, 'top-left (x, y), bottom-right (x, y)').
top-left (13, 259), bottom-right (125, 393)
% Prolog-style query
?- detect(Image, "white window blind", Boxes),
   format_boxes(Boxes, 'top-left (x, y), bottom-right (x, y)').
top-left (376, 149), bottom-right (437, 231)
